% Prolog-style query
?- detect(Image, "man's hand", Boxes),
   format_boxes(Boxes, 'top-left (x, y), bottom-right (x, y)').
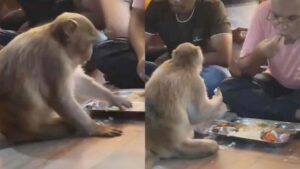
top-left (256, 35), bottom-right (283, 59)
top-left (137, 57), bottom-right (148, 82)
top-left (232, 27), bottom-right (247, 44)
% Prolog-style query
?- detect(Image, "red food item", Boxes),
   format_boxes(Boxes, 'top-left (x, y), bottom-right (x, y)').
top-left (262, 131), bottom-right (278, 142)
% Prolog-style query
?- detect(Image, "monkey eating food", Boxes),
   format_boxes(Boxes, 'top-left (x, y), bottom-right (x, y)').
top-left (0, 12), bottom-right (132, 143)
top-left (145, 43), bottom-right (228, 168)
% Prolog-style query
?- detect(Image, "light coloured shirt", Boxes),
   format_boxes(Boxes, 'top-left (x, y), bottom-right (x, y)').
top-left (241, 0), bottom-right (300, 89)
top-left (132, 0), bottom-right (144, 9)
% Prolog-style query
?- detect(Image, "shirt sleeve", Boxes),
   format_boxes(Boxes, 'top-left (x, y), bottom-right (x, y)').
top-left (132, 0), bottom-right (144, 9)
top-left (209, 1), bottom-right (231, 36)
top-left (145, 1), bottom-right (159, 34)
top-left (240, 1), bottom-right (270, 58)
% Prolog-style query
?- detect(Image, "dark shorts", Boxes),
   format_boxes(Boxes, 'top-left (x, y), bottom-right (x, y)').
top-left (84, 39), bottom-right (144, 89)
top-left (220, 73), bottom-right (300, 122)
top-left (0, 30), bottom-right (17, 46)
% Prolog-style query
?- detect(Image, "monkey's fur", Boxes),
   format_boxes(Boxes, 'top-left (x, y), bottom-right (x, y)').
top-left (0, 13), bottom-right (131, 143)
top-left (146, 43), bottom-right (227, 168)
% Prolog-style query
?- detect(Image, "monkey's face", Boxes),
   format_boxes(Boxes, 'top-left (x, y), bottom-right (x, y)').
top-left (70, 31), bottom-right (97, 64)
top-left (56, 15), bottom-right (99, 64)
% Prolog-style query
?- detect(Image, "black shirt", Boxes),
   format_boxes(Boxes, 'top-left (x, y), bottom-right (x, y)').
top-left (17, 0), bottom-right (74, 26)
top-left (146, 0), bottom-right (231, 52)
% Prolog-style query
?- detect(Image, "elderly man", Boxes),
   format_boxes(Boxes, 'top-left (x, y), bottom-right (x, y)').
top-left (221, 0), bottom-right (300, 122)
top-left (146, 0), bottom-right (232, 97)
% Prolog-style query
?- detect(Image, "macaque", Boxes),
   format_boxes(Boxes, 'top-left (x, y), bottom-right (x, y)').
top-left (145, 43), bottom-right (227, 168)
top-left (0, 12), bottom-right (132, 143)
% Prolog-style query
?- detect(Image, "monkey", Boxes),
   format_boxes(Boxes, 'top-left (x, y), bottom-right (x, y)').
top-left (0, 12), bottom-right (133, 143)
top-left (145, 42), bottom-right (228, 168)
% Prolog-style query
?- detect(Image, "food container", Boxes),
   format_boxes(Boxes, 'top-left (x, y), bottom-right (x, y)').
top-left (208, 118), bottom-right (300, 144)
top-left (84, 89), bottom-right (144, 120)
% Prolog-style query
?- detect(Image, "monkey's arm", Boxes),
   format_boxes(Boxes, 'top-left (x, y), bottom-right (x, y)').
top-left (189, 80), bottom-right (227, 124)
top-left (74, 67), bottom-right (115, 101)
top-left (74, 67), bottom-right (132, 108)
top-left (49, 90), bottom-right (97, 136)
top-left (41, 56), bottom-right (97, 135)
top-left (50, 74), bottom-right (125, 137)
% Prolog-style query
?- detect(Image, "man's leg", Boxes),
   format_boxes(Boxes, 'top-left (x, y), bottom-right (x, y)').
top-left (201, 65), bottom-right (231, 98)
top-left (145, 61), bottom-right (157, 77)
top-left (89, 40), bottom-right (144, 88)
top-left (267, 89), bottom-right (300, 122)
top-left (220, 73), bottom-right (300, 122)
top-left (0, 29), bottom-right (17, 46)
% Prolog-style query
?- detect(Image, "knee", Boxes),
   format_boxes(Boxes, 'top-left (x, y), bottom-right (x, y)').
top-left (145, 61), bottom-right (158, 77)
top-left (201, 65), bottom-right (231, 96)
top-left (0, 30), bottom-right (17, 46)
top-left (202, 66), bottom-right (230, 85)
top-left (220, 77), bottom-right (253, 104)
top-left (220, 78), bottom-right (238, 94)
top-left (220, 77), bottom-right (252, 93)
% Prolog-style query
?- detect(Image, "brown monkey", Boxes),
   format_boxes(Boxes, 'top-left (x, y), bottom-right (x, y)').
top-left (145, 43), bottom-right (227, 168)
top-left (0, 12), bottom-right (132, 143)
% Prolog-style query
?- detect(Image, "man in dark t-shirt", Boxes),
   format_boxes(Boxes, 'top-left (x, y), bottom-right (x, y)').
top-left (0, 0), bottom-right (74, 46)
top-left (146, 0), bottom-right (232, 97)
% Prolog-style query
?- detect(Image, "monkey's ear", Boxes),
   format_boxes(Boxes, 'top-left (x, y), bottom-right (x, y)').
top-left (62, 19), bottom-right (78, 37)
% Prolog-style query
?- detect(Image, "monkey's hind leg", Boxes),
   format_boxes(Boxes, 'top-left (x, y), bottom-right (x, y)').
top-left (9, 118), bottom-right (76, 143)
top-left (146, 150), bottom-right (160, 169)
top-left (175, 138), bottom-right (219, 159)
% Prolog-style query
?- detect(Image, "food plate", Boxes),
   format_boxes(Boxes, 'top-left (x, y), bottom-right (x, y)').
top-left (84, 89), bottom-right (145, 113)
top-left (208, 118), bottom-right (300, 144)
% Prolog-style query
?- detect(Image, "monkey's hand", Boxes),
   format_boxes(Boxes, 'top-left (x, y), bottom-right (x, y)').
top-left (212, 88), bottom-right (228, 117)
top-left (94, 123), bottom-right (123, 137)
top-left (218, 102), bottom-right (228, 114)
top-left (212, 88), bottom-right (223, 101)
top-left (108, 95), bottom-right (133, 110)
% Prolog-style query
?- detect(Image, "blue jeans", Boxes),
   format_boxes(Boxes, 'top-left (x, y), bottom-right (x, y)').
top-left (146, 62), bottom-right (230, 97)
top-left (201, 65), bottom-right (231, 98)
top-left (220, 73), bottom-right (300, 122)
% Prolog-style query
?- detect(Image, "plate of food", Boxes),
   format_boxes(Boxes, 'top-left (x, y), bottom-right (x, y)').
top-left (208, 118), bottom-right (300, 144)
top-left (84, 89), bottom-right (145, 120)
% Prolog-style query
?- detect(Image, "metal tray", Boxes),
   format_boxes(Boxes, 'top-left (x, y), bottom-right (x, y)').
top-left (84, 89), bottom-right (145, 120)
top-left (208, 118), bottom-right (300, 144)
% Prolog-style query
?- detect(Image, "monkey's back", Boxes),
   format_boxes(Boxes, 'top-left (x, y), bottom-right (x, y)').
top-left (146, 61), bottom-right (198, 156)
top-left (0, 28), bottom-right (66, 130)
